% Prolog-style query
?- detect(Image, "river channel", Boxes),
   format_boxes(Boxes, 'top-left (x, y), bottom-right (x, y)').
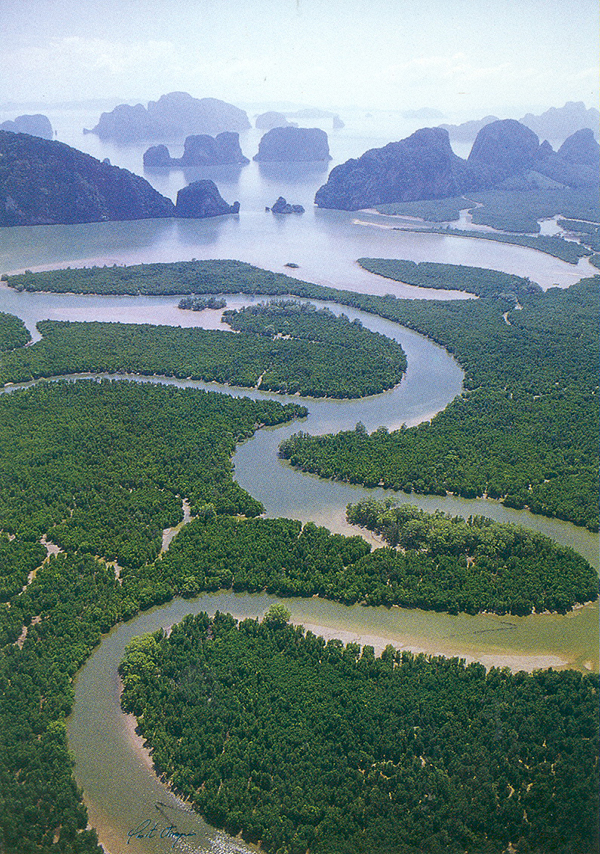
top-left (0, 210), bottom-right (597, 852)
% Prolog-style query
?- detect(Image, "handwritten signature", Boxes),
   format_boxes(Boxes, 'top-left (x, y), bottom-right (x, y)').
top-left (127, 819), bottom-right (197, 849)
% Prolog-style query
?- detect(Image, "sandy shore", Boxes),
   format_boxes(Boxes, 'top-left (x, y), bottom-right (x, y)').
top-left (122, 709), bottom-right (155, 773)
top-left (296, 621), bottom-right (569, 673)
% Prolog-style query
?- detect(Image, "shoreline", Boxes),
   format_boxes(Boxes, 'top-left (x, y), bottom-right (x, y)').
top-left (295, 620), bottom-right (570, 673)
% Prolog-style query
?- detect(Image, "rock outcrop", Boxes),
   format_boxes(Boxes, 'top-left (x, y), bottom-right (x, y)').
top-left (0, 114), bottom-right (53, 139)
top-left (314, 127), bottom-right (468, 210)
top-left (557, 128), bottom-right (600, 167)
top-left (143, 133), bottom-right (249, 168)
top-left (175, 180), bottom-right (239, 218)
top-left (466, 119), bottom-right (540, 184)
top-left (268, 197), bottom-right (305, 214)
top-left (255, 112), bottom-right (296, 130)
top-left (0, 131), bottom-right (174, 226)
top-left (315, 119), bottom-right (599, 210)
top-left (143, 144), bottom-right (173, 167)
top-left (86, 92), bottom-right (250, 142)
top-left (531, 129), bottom-right (600, 189)
top-left (254, 127), bottom-right (331, 162)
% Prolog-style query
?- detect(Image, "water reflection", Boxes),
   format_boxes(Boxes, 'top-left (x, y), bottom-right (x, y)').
top-left (256, 159), bottom-right (330, 186)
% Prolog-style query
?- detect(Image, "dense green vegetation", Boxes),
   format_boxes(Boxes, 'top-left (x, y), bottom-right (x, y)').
top-left (467, 189), bottom-right (600, 233)
top-left (0, 311), bottom-right (30, 351)
top-left (0, 554), bottom-right (118, 854)
top-left (374, 196), bottom-right (468, 222)
top-left (3, 259), bottom-right (596, 529)
top-left (120, 612), bottom-right (600, 854)
top-left (0, 255), bottom-right (597, 852)
top-left (398, 226), bottom-right (591, 263)
top-left (0, 380), bottom-right (307, 854)
top-left (281, 276), bottom-right (600, 531)
top-left (2, 259), bottom-right (316, 296)
top-left (375, 188), bottom-right (600, 233)
top-left (223, 300), bottom-right (406, 395)
top-left (0, 380), bottom-right (304, 565)
top-left (345, 500), bottom-right (597, 614)
top-left (0, 536), bottom-right (46, 602)
top-left (356, 259), bottom-right (540, 298)
top-left (0, 305), bottom-right (406, 399)
top-left (178, 295), bottom-right (227, 310)
top-left (558, 219), bottom-right (600, 253)
top-left (131, 508), bottom-right (597, 615)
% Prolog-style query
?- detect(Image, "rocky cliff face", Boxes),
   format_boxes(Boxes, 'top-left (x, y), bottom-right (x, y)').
top-left (87, 92), bottom-right (250, 142)
top-left (0, 131), bottom-right (174, 226)
top-left (175, 180), bottom-right (240, 218)
top-left (0, 114), bottom-right (53, 140)
top-left (315, 127), bottom-right (467, 210)
top-left (143, 133), bottom-right (249, 167)
top-left (254, 127), bottom-right (331, 162)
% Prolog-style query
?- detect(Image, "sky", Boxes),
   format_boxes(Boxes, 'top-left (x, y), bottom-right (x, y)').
top-left (1, 0), bottom-right (598, 117)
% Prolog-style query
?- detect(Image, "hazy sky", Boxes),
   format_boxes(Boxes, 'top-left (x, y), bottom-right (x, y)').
top-left (1, 0), bottom-right (598, 116)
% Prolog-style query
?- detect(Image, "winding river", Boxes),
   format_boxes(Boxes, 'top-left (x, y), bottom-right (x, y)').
top-left (0, 215), bottom-right (597, 853)
top-left (57, 297), bottom-right (597, 854)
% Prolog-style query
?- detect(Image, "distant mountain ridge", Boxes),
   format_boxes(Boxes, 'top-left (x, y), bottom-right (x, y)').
top-left (314, 120), bottom-right (599, 211)
top-left (440, 101), bottom-right (599, 143)
top-left (85, 92), bottom-right (251, 143)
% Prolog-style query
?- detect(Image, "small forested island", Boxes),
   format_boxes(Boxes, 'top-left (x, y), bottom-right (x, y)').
top-left (178, 295), bottom-right (227, 310)
top-left (139, 503), bottom-right (597, 614)
top-left (119, 611), bottom-right (599, 854)
top-left (174, 179), bottom-right (240, 218)
top-left (0, 301), bottom-right (407, 399)
top-left (356, 259), bottom-right (541, 298)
